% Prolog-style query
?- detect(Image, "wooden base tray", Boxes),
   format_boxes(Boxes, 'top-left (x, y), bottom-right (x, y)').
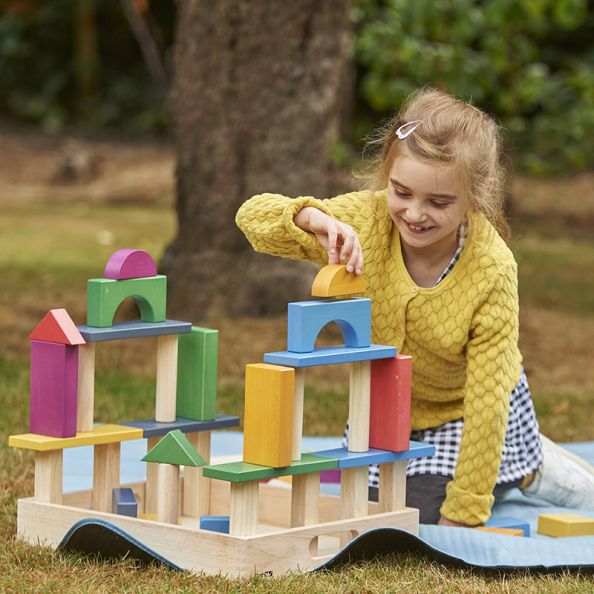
top-left (16, 479), bottom-right (419, 576)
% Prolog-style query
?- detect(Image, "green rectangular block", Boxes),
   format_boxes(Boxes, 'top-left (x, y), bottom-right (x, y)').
top-left (202, 453), bottom-right (338, 483)
top-left (176, 327), bottom-right (218, 421)
top-left (87, 276), bottom-right (167, 328)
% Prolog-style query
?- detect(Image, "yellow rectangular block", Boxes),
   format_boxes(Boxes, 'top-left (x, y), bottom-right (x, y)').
top-left (8, 424), bottom-right (143, 451)
top-left (538, 513), bottom-right (594, 537)
top-left (476, 526), bottom-right (524, 537)
top-left (243, 363), bottom-right (294, 468)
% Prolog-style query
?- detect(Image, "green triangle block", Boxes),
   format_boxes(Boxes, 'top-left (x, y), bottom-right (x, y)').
top-left (141, 429), bottom-right (206, 467)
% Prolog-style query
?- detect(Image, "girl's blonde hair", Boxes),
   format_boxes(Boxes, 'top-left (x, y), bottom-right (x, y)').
top-left (361, 88), bottom-right (510, 240)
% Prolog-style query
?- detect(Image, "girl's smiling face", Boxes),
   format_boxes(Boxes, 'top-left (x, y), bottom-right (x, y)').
top-left (387, 154), bottom-right (469, 256)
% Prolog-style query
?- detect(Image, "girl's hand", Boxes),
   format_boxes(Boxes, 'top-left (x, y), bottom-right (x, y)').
top-left (295, 207), bottom-right (364, 275)
top-left (438, 516), bottom-right (474, 528)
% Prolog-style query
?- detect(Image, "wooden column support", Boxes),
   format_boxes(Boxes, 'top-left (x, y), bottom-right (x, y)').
top-left (229, 481), bottom-right (259, 536)
top-left (92, 442), bottom-right (120, 512)
top-left (291, 368), bottom-right (305, 461)
top-left (77, 342), bottom-right (96, 432)
top-left (145, 436), bottom-right (159, 514)
top-left (379, 460), bottom-right (407, 512)
top-left (291, 472), bottom-right (320, 527)
top-left (155, 335), bottom-right (178, 422)
top-left (34, 450), bottom-right (63, 504)
top-left (348, 360), bottom-right (371, 452)
top-left (157, 463), bottom-right (180, 524)
top-left (183, 431), bottom-right (211, 517)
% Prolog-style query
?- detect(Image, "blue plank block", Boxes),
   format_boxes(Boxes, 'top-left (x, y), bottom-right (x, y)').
top-left (314, 441), bottom-right (436, 469)
top-left (112, 487), bottom-right (137, 518)
top-left (263, 344), bottom-right (396, 368)
top-left (287, 298), bottom-right (371, 353)
top-left (121, 414), bottom-right (240, 438)
top-left (200, 515), bottom-right (230, 534)
top-left (77, 319), bottom-right (192, 342)
top-left (485, 516), bottom-right (531, 537)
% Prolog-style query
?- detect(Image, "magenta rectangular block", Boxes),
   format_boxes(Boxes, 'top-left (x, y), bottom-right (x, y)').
top-left (29, 340), bottom-right (78, 438)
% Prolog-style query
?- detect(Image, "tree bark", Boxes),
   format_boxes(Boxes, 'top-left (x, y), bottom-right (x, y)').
top-left (162, 0), bottom-right (353, 319)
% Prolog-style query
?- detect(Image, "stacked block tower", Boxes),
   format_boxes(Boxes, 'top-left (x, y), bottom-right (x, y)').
top-left (8, 252), bottom-right (434, 576)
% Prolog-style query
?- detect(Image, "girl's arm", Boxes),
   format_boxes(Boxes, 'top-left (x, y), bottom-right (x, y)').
top-left (439, 265), bottom-right (522, 526)
top-left (235, 191), bottom-right (379, 271)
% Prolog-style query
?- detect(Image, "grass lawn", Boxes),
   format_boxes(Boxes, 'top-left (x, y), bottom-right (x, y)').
top-left (1, 179), bottom-right (594, 591)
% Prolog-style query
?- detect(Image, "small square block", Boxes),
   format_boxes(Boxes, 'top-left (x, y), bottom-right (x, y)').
top-left (112, 488), bottom-right (138, 518)
top-left (200, 515), bottom-right (230, 534)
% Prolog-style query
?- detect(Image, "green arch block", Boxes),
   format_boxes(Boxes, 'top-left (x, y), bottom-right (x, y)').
top-left (87, 276), bottom-right (167, 328)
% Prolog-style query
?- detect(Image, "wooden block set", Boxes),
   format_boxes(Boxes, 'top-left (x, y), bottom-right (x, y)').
top-left (9, 256), bottom-right (434, 576)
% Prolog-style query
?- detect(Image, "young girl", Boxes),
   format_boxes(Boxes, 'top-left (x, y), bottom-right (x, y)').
top-left (235, 88), bottom-right (594, 526)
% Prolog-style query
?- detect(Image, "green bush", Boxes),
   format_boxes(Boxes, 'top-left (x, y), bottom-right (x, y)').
top-left (354, 0), bottom-right (594, 175)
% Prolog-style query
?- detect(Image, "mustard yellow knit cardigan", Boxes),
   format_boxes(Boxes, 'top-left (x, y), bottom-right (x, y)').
top-left (235, 189), bottom-right (522, 525)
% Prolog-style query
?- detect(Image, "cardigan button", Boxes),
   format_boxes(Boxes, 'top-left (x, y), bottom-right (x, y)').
top-left (411, 286), bottom-right (418, 293)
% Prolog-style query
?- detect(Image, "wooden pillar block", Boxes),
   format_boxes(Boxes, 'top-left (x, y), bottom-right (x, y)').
top-left (145, 436), bottom-right (159, 514)
top-left (92, 442), bottom-right (120, 512)
top-left (34, 450), bottom-right (63, 504)
top-left (370, 355), bottom-right (412, 452)
top-left (156, 335), bottom-right (178, 422)
top-left (340, 466), bottom-right (368, 520)
top-left (348, 360), bottom-right (371, 452)
top-left (292, 368), bottom-right (305, 461)
top-left (183, 431), bottom-right (211, 517)
top-left (291, 472), bottom-right (320, 527)
top-left (243, 363), bottom-right (294, 468)
top-left (379, 460), bottom-right (407, 512)
top-left (229, 481), bottom-right (259, 536)
top-left (77, 342), bottom-right (96, 432)
top-left (157, 463), bottom-right (180, 524)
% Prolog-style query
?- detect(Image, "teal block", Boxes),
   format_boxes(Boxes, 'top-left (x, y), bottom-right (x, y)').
top-left (176, 327), bottom-right (218, 421)
top-left (87, 276), bottom-right (167, 328)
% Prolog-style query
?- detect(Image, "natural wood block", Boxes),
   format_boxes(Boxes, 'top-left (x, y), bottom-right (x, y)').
top-left (157, 464), bottom-right (180, 524)
top-left (538, 513), bottom-right (594, 537)
top-left (92, 442), bottom-right (121, 512)
top-left (340, 466), bottom-right (368, 519)
top-left (34, 450), bottom-right (63, 504)
top-left (156, 335), bottom-right (178, 422)
top-left (379, 460), bottom-right (407, 512)
top-left (348, 360), bottom-right (371, 452)
top-left (229, 481), bottom-right (259, 536)
top-left (77, 342), bottom-right (96, 432)
top-left (183, 431), bottom-right (211, 517)
top-left (291, 472), bottom-right (320, 527)
top-left (292, 368), bottom-right (305, 461)
top-left (145, 436), bottom-right (159, 514)
top-left (243, 363), bottom-right (294, 468)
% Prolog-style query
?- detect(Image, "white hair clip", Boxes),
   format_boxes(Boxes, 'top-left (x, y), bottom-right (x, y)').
top-left (396, 120), bottom-right (422, 139)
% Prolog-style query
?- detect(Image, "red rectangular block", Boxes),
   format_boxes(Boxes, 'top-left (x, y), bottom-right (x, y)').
top-left (29, 340), bottom-right (78, 438)
top-left (369, 355), bottom-right (412, 452)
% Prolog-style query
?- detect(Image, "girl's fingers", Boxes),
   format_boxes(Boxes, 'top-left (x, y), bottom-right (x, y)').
top-left (346, 239), bottom-right (363, 275)
top-left (340, 230), bottom-right (355, 265)
top-left (327, 225), bottom-right (338, 263)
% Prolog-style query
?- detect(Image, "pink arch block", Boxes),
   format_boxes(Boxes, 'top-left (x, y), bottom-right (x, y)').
top-left (104, 249), bottom-right (158, 280)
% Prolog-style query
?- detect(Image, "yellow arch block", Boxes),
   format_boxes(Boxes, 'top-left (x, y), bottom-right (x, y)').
top-left (311, 265), bottom-right (366, 298)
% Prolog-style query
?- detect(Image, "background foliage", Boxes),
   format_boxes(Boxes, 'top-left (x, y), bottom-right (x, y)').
top-left (1, 0), bottom-right (593, 174)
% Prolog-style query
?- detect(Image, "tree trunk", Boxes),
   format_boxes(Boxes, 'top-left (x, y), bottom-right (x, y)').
top-left (161, 0), bottom-right (353, 319)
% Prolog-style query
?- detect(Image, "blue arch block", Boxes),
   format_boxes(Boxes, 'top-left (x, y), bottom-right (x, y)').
top-left (287, 298), bottom-right (371, 353)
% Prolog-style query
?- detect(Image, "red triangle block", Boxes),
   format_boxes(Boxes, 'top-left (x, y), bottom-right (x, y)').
top-left (29, 308), bottom-right (86, 345)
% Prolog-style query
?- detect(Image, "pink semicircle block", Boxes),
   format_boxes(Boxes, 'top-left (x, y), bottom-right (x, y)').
top-left (104, 248), bottom-right (158, 280)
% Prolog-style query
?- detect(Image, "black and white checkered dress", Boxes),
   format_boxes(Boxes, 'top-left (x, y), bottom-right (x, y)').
top-left (343, 220), bottom-right (543, 487)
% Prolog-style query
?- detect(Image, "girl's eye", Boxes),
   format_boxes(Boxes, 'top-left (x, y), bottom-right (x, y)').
top-left (431, 201), bottom-right (448, 208)
top-left (394, 189), bottom-right (410, 198)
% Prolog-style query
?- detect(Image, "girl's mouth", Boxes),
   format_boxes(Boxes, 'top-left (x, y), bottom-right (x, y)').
top-left (403, 220), bottom-right (434, 234)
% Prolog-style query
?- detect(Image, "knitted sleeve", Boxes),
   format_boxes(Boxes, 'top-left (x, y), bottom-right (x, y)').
top-left (439, 263), bottom-right (522, 525)
top-left (235, 191), bottom-right (376, 265)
